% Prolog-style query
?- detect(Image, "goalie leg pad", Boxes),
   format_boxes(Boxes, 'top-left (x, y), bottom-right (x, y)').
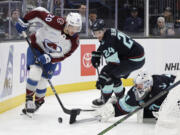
top-left (93, 102), bottom-right (115, 122)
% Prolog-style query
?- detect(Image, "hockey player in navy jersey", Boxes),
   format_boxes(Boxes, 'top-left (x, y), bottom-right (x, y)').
top-left (93, 71), bottom-right (176, 122)
top-left (15, 7), bottom-right (82, 114)
top-left (90, 19), bottom-right (145, 107)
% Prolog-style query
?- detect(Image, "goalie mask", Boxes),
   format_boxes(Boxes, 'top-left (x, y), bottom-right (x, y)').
top-left (134, 71), bottom-right (153, 101)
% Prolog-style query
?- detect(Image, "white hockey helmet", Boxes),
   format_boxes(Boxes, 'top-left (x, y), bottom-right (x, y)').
top-left (66, 12), bottom-right (82, 32)
top-left (134, 70), bottom-right (153, 100)
top-left (134, 70), bottom-right (153, 89)
top-left (32, 7), bottom-right (50, 13)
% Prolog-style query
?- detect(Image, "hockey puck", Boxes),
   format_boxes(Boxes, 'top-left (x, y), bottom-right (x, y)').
top-left (58, 117), bottom-right (63, 123)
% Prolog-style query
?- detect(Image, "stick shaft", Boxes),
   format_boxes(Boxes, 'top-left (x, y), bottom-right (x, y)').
top-left (98, 80), bottom-right (180, 135)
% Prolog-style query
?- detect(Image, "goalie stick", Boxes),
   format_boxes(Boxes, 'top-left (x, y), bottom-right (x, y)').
top-left (97, 80), bottom-right (180, 135)
top-left (22, 31), bottom-right (94, 124)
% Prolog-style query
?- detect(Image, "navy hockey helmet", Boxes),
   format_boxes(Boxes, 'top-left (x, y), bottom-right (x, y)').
top-left (91, 19), bottom-right (105, 31)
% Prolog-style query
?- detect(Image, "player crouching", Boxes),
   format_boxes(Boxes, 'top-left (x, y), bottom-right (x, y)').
top-left (15, 7), bottom-right (82, 115)
top-left (93, 71), bottom-right (176, 122)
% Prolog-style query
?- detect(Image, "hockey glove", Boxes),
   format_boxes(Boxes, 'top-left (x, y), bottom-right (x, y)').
top-left (91, 51), bottom-right (102, 68)
top-left (96, 72), bottom-right (112, 89)
top-left (16, 18), bottom-right (29, 33)
top-left (37, 54), bottom-right (51, 64)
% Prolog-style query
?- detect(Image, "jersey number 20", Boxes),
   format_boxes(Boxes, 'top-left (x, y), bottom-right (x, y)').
top-left (45, 14), bottom-right (55, 22)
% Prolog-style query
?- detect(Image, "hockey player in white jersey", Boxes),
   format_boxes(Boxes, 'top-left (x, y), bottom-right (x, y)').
top-left (15, 7), bottom-right (82, 114)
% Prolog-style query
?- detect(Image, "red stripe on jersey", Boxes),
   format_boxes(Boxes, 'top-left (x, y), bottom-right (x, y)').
top-left (128, 53), bottom-right (144, 59)
top-left (24, 10), bottom-right (65, 31)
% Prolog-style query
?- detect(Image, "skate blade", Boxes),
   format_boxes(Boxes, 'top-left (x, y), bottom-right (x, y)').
top-left (20, 109), bottom-right (34, 118)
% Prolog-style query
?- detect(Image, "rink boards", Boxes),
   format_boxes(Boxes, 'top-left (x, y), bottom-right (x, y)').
top-left (0, 38), bottom-right (180, 113)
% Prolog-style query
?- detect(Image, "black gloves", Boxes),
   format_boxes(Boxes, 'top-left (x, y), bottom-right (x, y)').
top-left (96, 71), bottom-right (112, 90)
top-left (91, 51), bottom-right (102, 68)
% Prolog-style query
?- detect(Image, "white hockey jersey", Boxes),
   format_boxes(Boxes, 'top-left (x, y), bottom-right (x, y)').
top-left (24, 7), bottom-right (79, 63)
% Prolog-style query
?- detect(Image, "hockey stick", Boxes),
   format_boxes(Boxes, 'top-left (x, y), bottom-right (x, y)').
top-left (98, 80), bottom-right (180, 135)
top-left (96, 67), bottom-right (106, 102)
top-left (22, 32), bottom-right (94, 124)
top-left (96, 67), bottom-right (100, 76)
top-left (94, 67), bottom-right (105, 103)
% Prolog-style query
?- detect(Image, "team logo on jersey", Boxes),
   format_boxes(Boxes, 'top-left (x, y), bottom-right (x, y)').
top-left (57, 18), bottom-right (65, 25)
top-left (43, 39), bottom-right (62, 53)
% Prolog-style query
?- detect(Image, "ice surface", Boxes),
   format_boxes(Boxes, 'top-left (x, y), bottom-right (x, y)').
top-left (0, 90), bottom-right (155, 135)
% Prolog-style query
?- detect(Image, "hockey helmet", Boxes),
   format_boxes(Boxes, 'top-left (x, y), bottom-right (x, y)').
top-left (134, 70), bottom-right (153, 100)
top-left (32, 7), bottom-right (50, 13)
top-left (134, 70), bottom-right (153, 89)
top-left (91, 19), bottom-right (105, 31)
top-left (66, 12), bottom-right (82, 32)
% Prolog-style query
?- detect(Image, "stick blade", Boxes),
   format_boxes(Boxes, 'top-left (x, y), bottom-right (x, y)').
top-left (69, 109), bottom-right (81, 124)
